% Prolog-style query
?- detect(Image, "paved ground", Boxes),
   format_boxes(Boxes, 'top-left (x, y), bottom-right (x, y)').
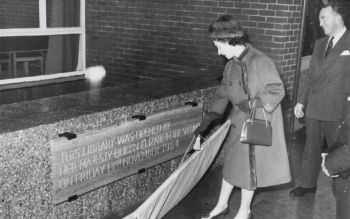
top-left (116, 129), bottom-right (337, 219)
top-left (162, 133), bottom-right (336, 219)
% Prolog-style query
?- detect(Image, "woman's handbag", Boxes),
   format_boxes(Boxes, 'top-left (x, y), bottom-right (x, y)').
top-left (240, 100), bottom-right (272, 146)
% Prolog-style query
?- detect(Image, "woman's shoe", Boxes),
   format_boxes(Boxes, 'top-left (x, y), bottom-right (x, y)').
top-left (233, 212), bottom-right (253, 219)
top-left (201, 207), bottom-right (229, 219)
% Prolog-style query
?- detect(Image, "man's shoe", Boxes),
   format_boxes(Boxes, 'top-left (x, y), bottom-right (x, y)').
top-left (289, 187), bottom-right (316, 196)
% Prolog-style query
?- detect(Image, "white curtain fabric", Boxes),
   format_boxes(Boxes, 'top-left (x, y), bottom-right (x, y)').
top-left (124, 120), bottom-right (231, 219)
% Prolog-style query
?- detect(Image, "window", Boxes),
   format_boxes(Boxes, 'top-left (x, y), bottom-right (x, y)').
top-left (0, 0), bottom-right (85, 89)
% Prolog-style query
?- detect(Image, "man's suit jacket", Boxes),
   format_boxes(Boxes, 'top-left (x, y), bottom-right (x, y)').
top-left (325, 100), bottom-right (350, 204)
top-left (300, 31), bottom-right (350, 121)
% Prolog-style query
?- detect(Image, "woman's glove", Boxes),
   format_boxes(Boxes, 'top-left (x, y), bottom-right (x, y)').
top-left (194, 111), bottom-right (222, 137)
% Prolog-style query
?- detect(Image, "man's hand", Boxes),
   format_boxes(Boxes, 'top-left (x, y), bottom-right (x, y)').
top-left (263, 103), bottom-right (274, 113)
top-left (294, 103), bottom-right (304, 118)
top-left (321, 153), bottom-right (339, 177)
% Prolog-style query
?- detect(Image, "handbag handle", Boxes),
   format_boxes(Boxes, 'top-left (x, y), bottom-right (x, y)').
top-left (249, 99), bottom-right (269, 127)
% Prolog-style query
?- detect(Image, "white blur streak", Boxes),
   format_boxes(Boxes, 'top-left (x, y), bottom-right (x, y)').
top-left (85, 65), bottom-right (106, 104)
top-left (85, 65), bottom-right (106, 83)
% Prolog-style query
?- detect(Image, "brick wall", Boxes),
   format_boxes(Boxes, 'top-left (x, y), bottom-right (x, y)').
top-left (86, 0), bottom-right (303, 117)
top-left (1, 0), bottom-right (304, 122)
top-left (0, 0), bottom-right (39, 28)
top-left (85, 0), bottom-right (223, 78)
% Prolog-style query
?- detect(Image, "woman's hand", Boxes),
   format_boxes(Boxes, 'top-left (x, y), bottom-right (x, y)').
top-left (193, 112), bottom-right (222, 137)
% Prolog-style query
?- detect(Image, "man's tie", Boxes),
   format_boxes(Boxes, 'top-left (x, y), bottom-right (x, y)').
top-left (325, 36), bottom-right (334, 57)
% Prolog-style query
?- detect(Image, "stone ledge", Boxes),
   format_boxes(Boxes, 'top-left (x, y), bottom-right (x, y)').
top-left (0, 73), bottom-right (222, 218)
top-left (0, 73), bottom-right (219, 134)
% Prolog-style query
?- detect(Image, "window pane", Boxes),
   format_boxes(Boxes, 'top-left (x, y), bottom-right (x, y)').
top-left (0, 35), bottom-right (80, 79)
top-left (0, 0), bottom-right (39, 29)
top-left (47, 0), bottom-right (80, 27)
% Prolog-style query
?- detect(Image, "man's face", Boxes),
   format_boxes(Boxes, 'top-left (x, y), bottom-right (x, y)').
top-left (319, 6), bottom-right (340, 36)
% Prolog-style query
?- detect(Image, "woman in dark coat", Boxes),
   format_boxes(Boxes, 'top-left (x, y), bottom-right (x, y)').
top-left (322, 97), bottom-right (350, 219)
top-left (195, 15), bottom-right (291, 219)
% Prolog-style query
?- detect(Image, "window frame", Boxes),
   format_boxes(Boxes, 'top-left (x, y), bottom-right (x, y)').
top-left (0, 0), bottom-right (86, 89)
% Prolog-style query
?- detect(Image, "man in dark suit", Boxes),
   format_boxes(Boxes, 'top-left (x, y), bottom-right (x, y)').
top-left (290, 0), bottom-right (350, 196)
top-left (322, 97), bottom-right (350, 219)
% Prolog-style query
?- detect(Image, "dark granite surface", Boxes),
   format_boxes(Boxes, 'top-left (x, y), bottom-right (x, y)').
top-left (0, 73), bottom-right (219, 134)
top-left (0, 72), bottom-right (220, 218)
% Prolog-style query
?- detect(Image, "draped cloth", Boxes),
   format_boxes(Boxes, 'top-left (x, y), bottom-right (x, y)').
top-left (124, 120), bottom-right (231, 219)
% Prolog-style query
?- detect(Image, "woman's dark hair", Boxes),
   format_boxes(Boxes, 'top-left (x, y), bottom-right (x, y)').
top-left (215, 35), bottom-right (250, 46)
top-left (208, 14), bottom-right (250, 46)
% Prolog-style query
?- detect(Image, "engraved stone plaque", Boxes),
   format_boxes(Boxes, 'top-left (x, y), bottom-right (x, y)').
top-left (50, 103), bottom-right (202, 204)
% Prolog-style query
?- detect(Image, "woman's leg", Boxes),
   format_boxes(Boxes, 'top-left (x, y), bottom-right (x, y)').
top-left (208, 178), bottom-right (233, 215)
top-left (234, 188), bottom-right (254, 219)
